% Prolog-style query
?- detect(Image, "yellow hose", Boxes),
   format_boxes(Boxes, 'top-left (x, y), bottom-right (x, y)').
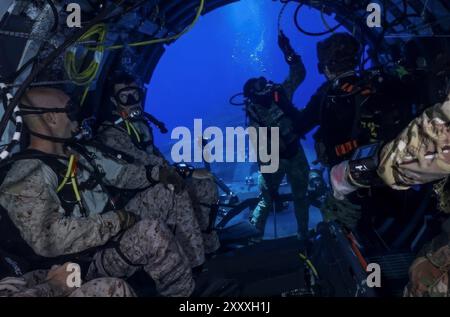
top-left (125, 120), bottom-right (141, 143)
top-left (129, 121), bottom-right (141, 143)
top-left (66, 0), bottom-right (204, 105)
top-left (65, 23), bottom-right (107, 86)
top-left (57, 155), bottom-right (75, 192)
top-left (56, 155), bottom-right (82, 205)
top-left (299, 253), bottom-right (319, 278)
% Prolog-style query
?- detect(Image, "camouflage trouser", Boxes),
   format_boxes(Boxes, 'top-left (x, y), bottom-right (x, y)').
top-left (250, 150), bottom-right (310, 238)
top-left (87, 218), bottom-right (195, 297)
top-left (69, 278), bottom-right (136, 297)
top-left (404, 234), bottom-right (450, 297)
top-left (1, 272), bottom-right (135, 297)
top-left (126, 183), bottom-right (205, 268)
top-left (186, 177), bottom-right (220, 254)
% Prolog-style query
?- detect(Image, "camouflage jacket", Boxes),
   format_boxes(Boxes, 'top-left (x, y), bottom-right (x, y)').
top-left (0, 144), bottom-right (151, 258)
top-left (96, 120), bottom-right (168, 181)
top-left (377, 93), bottom-right (450, 190)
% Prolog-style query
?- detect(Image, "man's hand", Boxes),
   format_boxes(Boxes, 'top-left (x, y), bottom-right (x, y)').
top-left (159, 166), bottom-right (185, 193)
top-left (278, 31), bottom-right (299, 65)
top-left (46, 263), bottom-right (76, 296)
top-left (115, 210), bottom-right (140, 230)
top-left (330, 161), bottom-right (358, 200)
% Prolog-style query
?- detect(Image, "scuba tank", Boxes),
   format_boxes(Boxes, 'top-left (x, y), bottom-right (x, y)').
top-left (245, 83), bottom-right (300, 159)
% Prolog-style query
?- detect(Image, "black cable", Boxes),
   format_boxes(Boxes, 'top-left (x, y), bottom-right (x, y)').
top-left (229, 93), bottom-right (246, 106)
top-left (44, 0), bottom-right (59, 33)
top-left (1, 88), bottom-right (15, 125)
top-left (102, 0), bottom-right (148, 22)
top-left (1, 56), bottom-right (38, 84)
top-left (0, 1), bottom-right (124, 144)
top-left (294, 3), bottom-right (341, 37)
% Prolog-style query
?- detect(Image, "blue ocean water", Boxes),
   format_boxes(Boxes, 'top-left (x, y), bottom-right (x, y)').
top-left (145, 0), bottom-right (348, 238)
top-left (146, 0), bottom-right (346, 171)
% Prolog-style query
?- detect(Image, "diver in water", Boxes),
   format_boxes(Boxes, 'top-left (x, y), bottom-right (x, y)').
top-left (293, 32), bottom-right (415, 230)
top-left (245, 31), bottom-right (310, 243)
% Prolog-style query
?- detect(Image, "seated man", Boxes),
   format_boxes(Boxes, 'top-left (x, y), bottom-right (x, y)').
top-left (0, 263), bottom-right (136, 297)
top-left (95, 72), bottom-right (220, 254)
top-left (0, 87), bottom-right (195, 297)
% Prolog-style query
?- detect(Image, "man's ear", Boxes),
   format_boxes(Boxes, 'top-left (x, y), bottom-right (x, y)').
top-left (43, 112), bottom-right (57, 126)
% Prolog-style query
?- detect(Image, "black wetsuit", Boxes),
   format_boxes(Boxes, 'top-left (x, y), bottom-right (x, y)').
top-left (294, 71), bottom-right (415, 167)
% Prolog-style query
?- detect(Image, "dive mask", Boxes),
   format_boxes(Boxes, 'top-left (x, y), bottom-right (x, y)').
top-left (114, 86), bottom-right (144, 107)
top-left (19, 99), bottom-right (81, 122)
top-left (18, 100), bottom-right (90, 144)
top-left (249, 77), bottom-right (275, 107)
top-left (253, 77), bottom-right (268, 93)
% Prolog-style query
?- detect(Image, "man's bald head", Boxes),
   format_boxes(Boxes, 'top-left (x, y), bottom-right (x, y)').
top-left (21, 87), bottom-right (70, 110)
top-left (20, 87), bottom-right (78, 145)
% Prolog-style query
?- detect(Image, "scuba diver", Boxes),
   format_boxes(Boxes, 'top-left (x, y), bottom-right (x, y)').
top-left (330, 91), bottom-right (450, 297)
top-left (0, 87), bottom-right (200, 297)
top-left (96, 72), bottom-right (221, 255)
top-left (244, 31), bottom-right (310, 243)
top-left (293, 32), bottom-right (415, 230)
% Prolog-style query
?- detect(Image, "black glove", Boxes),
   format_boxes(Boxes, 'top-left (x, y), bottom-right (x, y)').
top-left (115, 210), bottom-right (140, 230)
top-left (159, 166), bottom-right (186, 194)
top-left (278, 31), bottom-right (292, 53)
top-left (278, 31), bottom-right (299, 64)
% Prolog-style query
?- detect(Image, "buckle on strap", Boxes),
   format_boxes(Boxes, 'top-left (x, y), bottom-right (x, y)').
top-left (335, 140), bottom-right (358, 157)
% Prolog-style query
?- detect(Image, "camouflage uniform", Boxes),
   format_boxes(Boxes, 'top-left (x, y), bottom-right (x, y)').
top-left (377, 93), bottom-right (450, 297)
top-left (96, 119), bottom-right (220, 254)
top-left (250, 151), bottom-right (310, 237)
top-left (0, 153), bottom-right (194, 297)
top-left (0, 270), bottom-right (135, 297)
top-left (404, 231), bottom-right (450, 297)
top-left (81, 140), bottom-right (206, 267)
top-left (248, 57), bottom-right (310, 239)
top-left (378, 94), bottom-right (450, 189)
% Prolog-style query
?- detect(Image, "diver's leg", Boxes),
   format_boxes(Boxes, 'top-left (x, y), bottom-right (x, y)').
top-left (286, 149), bottom-right (310, 240)
top-left (250, 167), bottom-right (285, 235)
